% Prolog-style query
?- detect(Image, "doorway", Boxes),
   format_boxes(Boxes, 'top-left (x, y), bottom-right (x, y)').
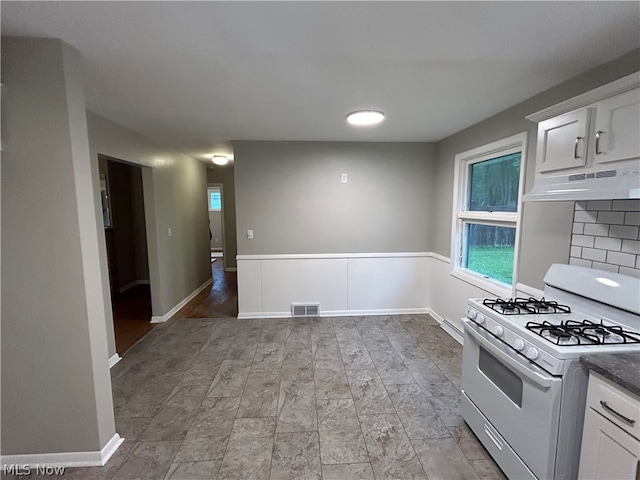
top-left (100, 156), bottom-right (154, 353)
top-left (207, 183), bottom-right (225, 262)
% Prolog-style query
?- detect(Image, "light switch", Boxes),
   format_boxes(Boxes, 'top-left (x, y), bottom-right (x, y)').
top-left (168, 227), bottom-right (172, 237)
top-left (341, 173), bottom-right (348, 183)
top-left (247, 229), bottom-right (254, 239)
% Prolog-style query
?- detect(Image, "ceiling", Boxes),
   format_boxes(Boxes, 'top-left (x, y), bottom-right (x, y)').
top-left (2, 1), bottom-right (639, 165)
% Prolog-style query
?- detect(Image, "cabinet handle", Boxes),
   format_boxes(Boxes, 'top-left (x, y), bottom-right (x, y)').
top-left (595, 130), bottom-right (604, 155)
top-left (574, 136), bottom-right (583, 159)
top-left (600, 400), bottom-right (636, 425)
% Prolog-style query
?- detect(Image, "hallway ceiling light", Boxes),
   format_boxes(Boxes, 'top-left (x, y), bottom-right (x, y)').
top-left (346, 110), bottom-right (385, 126)
top-left (212, 155), bottom-right (229, 166)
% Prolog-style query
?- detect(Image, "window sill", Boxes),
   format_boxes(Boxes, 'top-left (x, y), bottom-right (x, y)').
top-left (450, 268), bottom-right (512, 298)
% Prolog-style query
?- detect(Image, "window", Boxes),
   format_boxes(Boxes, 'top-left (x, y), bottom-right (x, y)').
top-left (451, 133), bottom-right (527, 294)
top-left (208, 187), bottom-right (222, 211)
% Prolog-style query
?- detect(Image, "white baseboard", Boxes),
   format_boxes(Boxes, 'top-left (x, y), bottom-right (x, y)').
top-left (325, 308), bottom-right (430, 317)
top-left (0, 433), bottom-right (124, 468)
top-left (237, 311), bottom-right (289, 320)
top-left (426, 308), bottom-right (445, 324)
top-left (151, 278), bottom-right (213, 323)
top-left (441, 318), bottom-right (464, 345)
top-left (118, 279), bottom-right (150, 294)
top-left (427, 308), bottom-right (463, 345)
top-left (238, 307), bottom-right (429, 320)
top-left (108, 353), bottom-right (122, 368)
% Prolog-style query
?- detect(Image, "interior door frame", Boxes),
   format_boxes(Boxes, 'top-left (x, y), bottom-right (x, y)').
top-left (207, 182), bottom-right (226, 264)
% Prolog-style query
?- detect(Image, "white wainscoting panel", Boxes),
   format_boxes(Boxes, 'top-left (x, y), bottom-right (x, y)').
top-left (261, 258), bottom-right (348, 315)
top-left (428, 255), bottom-right (486, 334)
top-left (347, 256), bottom-right (429, 311)
top-left (237, 259), bottom-right (263, 316)
top-left (236, 253), bottom-right (430, 318)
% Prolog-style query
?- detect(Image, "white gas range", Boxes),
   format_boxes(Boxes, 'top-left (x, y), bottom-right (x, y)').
top-left (460, 264), bottom-right (640, 480)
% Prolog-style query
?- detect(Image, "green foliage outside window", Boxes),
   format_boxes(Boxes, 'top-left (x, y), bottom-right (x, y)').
top-left (464, 152), bottom-right (521, 285)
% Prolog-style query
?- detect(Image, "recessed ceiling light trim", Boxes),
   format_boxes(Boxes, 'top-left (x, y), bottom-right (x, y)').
top-left (212, 155), bottom-right (229, 166)
top-left (347, 110), bottom-right (385, 126)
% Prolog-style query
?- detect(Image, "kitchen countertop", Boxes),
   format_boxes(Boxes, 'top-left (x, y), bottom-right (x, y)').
top-left (580, 352), bottom-right (640, 397)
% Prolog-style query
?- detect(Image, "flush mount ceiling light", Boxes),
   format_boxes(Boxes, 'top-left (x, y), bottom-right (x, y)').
top-left (212, 155), bottom-right (229, 166)
top-left (346, 110), bottom-right (385, 126)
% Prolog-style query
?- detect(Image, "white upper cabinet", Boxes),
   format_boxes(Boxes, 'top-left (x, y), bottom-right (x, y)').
top-left (593, 88), bottom-right (640, 165)
top-left (537, 108), bottom-right (590, 173)
top-left (523, 72), bottom-right (640, 201)
top-left (535, 86), bottom-right (640, 175)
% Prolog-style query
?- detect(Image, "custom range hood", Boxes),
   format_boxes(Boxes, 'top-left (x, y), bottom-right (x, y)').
top-left (522, 165), bottom-right (640, 202)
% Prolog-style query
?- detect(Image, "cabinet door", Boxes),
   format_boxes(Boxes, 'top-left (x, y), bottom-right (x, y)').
top-left (593, 88), bottom-right (640, 165)
top-left (537, 108), bottom-right (590, 174)
top-left (579, 408), bottom-right (640, 480)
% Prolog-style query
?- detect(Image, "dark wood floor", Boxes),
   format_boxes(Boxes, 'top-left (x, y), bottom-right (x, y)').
top-left (113, 256), bottom-right (238, 354)
top-left (174, 256), bottom-right (238, 319)
top-left (113, 284), bottom-right (154, 354)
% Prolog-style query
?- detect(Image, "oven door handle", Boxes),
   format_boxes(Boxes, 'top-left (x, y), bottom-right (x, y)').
top-left (464, 320), bottom-right (556, 389)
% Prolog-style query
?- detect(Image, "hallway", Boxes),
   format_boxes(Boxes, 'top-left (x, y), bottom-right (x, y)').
top-left (174, 256), bottom-right (238, 319)
top-left (113, 256), bottom-right (238, 354)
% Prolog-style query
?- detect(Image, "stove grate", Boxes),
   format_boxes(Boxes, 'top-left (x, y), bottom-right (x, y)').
top-left (526, 319), bottom-right (640, 346)
top-left (483, 297), bottom-right (571, 315)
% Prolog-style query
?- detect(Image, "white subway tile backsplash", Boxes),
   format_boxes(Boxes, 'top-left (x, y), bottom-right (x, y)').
top-left (592, 262), bottom-right (620, 274)
top-left (570, 257), bottom-right (592, 268)
top-left (571, 202), bottom-right (639, 276)
top-left (574, 210), bottom-right (597, 223)
top-left (625, 212), bottom-right (640, 226)
top-left (586, 200), bottom-right (612, 211)
top-left (572, 234), bottom-right (595, 247)
top-left (606, 251), bottom-right (636, 268)
top-left (594, 236), bottom-right (622, 251)
top-left (597, 211), bottom-right (625, 225)
top-left (612, 199), bottom-right (640, 211)
top-left (581, 248), bottom-right (607, 262)
top-left (619, 267), bottom-right (640, 278)
top-left (609, 225), bottom-right (639, 240)
top-left (583, 223), bottom-right (610, 237)
top-left (621, 239), bottom-right (640, 255)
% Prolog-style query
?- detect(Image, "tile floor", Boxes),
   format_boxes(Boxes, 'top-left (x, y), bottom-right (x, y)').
top-left (29, 315), bottom-right (507, 479)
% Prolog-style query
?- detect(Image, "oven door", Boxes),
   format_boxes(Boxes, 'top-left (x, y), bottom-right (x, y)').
top-left (461, 319), bottom-right (563, 480)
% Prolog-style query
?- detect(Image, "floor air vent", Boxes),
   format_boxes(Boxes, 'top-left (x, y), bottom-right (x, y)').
top-left (291, 303), bottom-right (320, 317)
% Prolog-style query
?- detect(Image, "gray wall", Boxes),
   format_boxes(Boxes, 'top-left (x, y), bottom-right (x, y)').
top-left (209, 209), bottom-right (223, 249)
top-left (1, 37), bottom-right (115, 455)
top-left (431, 49), bottom-right (640, 289)
top-left (234, 142), bottom-right (435, 255)
top-left (87, 112), bottom-right (212, 329)
top-left (207, 166), bottom-right (238, 269)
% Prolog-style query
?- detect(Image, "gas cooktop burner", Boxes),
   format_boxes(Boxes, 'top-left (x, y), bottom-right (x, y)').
top-left (483, 297), bottom-right (571, 315)
top-left (548, 328), bottom-right (572, 339)
top-left (526, 319), bottom-right (640, 346)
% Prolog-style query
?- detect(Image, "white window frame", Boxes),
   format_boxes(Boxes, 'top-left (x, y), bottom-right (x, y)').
top-left (450, 132), bottom-right (528, 297)
top-left (208, 186), bottom-right (222, 212)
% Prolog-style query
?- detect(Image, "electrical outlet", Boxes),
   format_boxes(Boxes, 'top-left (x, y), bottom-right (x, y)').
top-left (341, 173), bottom-right (348, 183)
